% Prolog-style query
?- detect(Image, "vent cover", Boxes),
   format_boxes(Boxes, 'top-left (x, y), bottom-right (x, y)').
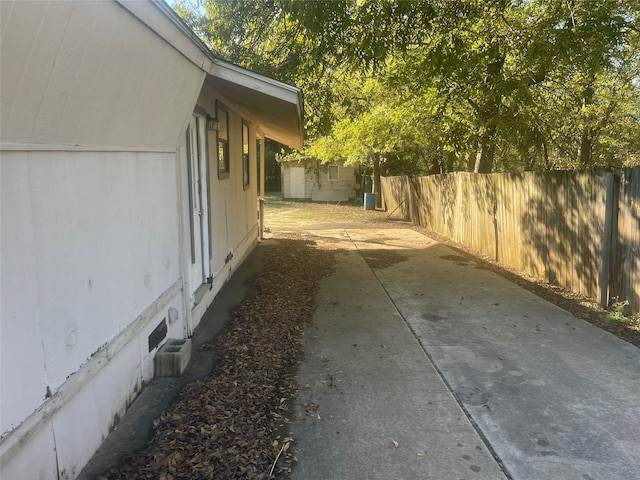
top-left (148, 318), bottom-right (167, 352)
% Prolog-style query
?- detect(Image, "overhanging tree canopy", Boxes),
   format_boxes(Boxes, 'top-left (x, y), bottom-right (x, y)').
top-left (173, 0), bottom-right (640, 174)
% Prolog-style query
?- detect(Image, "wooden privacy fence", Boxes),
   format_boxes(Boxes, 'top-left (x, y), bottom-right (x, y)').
top-left (381, 168), bottom-right (640, 315)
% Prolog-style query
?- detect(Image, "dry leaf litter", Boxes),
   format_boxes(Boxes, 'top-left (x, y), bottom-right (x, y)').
top-left (102, 237), bottom-right (335, 480)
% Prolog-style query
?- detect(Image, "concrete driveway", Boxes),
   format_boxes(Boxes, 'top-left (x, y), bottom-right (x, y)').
top-left (287, 225), bottom-right (640, 480)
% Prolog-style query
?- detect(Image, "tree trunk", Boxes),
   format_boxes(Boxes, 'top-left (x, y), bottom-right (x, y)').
top-left (473, 124), bottom-right (496, 173)
top-left (579, 130), bottom-right (592, 167)
top-left (471, 48), bottom-right (504, 174)
top-left (542, 140), bottom-right (550, 170)
top-left (467, 143), bottom-right (478, 172)
top-left (578, 85), bottom-right (595, 168)
top-left (372, 153), bottom-right (382, 208)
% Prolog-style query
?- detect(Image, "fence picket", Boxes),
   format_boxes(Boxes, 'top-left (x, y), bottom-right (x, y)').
top-left (381, 168), bottom-right (640, 315)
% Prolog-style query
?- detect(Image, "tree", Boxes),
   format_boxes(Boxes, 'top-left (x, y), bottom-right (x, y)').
top-left (322, 0), bottom-right (640, 172)
top-left (173, 0), bottom-right (640, 173)
top-left (307, 75), bottom-right (458, 203)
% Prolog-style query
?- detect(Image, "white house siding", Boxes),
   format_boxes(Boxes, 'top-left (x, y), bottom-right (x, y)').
top-left (1, 1), bottom-right (301, 478)
top-left (1, 150), bottom-right (183, 430)
top-left (282, 162), bottom-right (357, 201)
top-left (183, 84), bottom-right (260, 328)
top-left (0, 150), bottom-right (185, 479)
top-left (0, 0), bottom-right (204, 151)
top-left (0, 1), bottom-right (205, 478)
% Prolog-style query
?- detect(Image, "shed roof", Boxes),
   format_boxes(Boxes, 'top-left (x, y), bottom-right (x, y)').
top-left (118, 0), bottom-right (304, 149)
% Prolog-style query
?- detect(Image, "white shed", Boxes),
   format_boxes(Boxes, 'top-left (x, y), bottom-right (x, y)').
top-left (0, 1), bottom-right (303, 478)
top-left (281, 159), bottom-right (357, 202)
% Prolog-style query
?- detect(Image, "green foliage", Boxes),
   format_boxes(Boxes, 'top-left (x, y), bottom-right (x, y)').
top-left (602, 298), bottom-right (640, 333)
top-left (173, 0), bottom-right (640, 174)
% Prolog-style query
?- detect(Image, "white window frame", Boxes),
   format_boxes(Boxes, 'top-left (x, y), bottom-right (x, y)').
top-left (328, 164), bottom-right (339, 181)
top-left (242, 119), bottom-right (250, 190)
top-left (217, 101), bottom-right (230, 179)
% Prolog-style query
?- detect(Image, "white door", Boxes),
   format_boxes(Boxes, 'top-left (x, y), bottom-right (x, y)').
top-left (187, 115), bottom-right (210, 297)
top-left (290, 166), bottom-right (305, 198)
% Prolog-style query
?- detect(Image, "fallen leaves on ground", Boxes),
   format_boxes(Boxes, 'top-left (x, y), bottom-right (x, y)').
top-left (103, 238), bottom-right (335, 480)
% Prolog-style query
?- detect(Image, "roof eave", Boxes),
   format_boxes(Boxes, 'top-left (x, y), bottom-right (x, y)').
top-left (116, 0), bottom-right (304, 149)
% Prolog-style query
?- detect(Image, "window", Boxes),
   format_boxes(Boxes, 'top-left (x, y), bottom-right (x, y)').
top-left (242, 120), bottom-right (250, 189)
top-left (328, 164), bottom-right (339, 181)
top-left (217, 102), bottom-right (229, 179)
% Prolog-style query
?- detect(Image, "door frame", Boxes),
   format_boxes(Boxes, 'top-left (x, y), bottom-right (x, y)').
top-left (186, 110), bottom-right (211, 303)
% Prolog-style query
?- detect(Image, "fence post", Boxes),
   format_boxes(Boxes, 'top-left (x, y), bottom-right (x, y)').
top-left (402, 176), bottom-right (410, 221)
top-left (599, 172), bottom-right (619, 308)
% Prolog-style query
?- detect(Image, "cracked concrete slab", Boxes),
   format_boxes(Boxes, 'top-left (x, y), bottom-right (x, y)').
top-left (289, 248), bottom-right (507, 480)
top-left (341, 227), bottom-right (640, 480)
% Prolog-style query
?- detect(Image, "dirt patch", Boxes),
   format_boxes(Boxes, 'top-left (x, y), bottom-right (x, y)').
top-left (102, 238), bottom-right (335, 480)
top-left (263, 193), bottom-right (405, 233)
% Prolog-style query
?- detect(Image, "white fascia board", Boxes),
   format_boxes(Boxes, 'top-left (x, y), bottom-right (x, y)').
top-left (209, 59), bottom-right (301, 105)
top-left (207, 60), bottom-right (304, 147)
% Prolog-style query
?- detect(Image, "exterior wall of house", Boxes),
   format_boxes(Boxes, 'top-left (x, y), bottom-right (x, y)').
top-left (0, 150), bottom-right (186, 480)
top-left (183, 83), bottom-right (260, 330)
top-left (0, 0), bottom-right (203, 151)
top-left (0, 150), bottom-right (184, 432)
top-left (0, 1), bottom-right (277, 477)
top-left (282, 162), bottom-right (357, 201)
top-left (0, 1), bottom-right (204, 478)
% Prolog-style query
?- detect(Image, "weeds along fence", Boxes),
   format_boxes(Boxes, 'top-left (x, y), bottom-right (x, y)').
top-left (380, 168), bottom-right (640, 316)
